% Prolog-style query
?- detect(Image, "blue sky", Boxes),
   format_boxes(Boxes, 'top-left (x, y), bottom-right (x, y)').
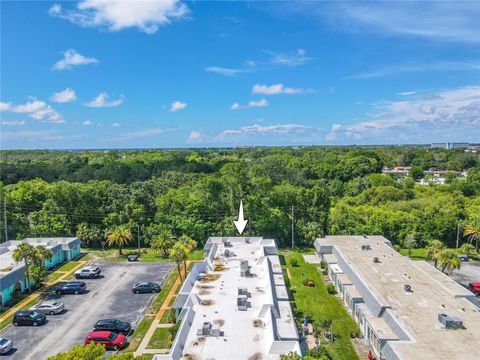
top-left (1, 1), bottom-right (479, 149)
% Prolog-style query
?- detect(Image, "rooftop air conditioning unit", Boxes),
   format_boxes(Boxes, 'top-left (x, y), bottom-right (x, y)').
top-left (438, 313), bottom-right (463, 329)
top-left (361, 245), bottom-right (371, 251)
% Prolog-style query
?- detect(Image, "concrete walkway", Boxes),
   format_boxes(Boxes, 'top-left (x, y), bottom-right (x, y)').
top-left (134, 263), bottom-right (189, 357)
top-left (0, 260), bottom-right (86, 322)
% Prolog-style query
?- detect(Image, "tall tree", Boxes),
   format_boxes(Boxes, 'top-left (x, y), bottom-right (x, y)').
top-left (12, 243), bottom-right (36, 292)
top-left (438, 249), bottom-right (461, 273)
top-left (464, 218), bottom-right (480, 252)
top-left (106, 226), bottom-right (132, 255)
top-left (180, 235), bottom-right (197, 273)
top-left (169, 242), bottom-right (188, 283)
top-left (34, 245), bottom-right (53, 268)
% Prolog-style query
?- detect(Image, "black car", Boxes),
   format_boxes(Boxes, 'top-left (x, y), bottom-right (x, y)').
top-left (94, 319), bottom-right (132, 335)
top-left (13, 311), bottom-right (46, 326)
top-left (132, 282), bottom-right (160, 294)
top-left (55, 281), bottom-right (87, 295)
top-left (127, 254), bottom-right (139, 262)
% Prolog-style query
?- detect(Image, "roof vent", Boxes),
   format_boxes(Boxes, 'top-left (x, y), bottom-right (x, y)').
top-left (404, 284), bottom-right (412, 292)
top-left (362, 234), bottom-right (368, 239)
top-left (361, 244), bottom-right (371, 251)
top-left (373, 257), bottom-right (380, 263)
top-left (438, 313), bottom-right (463, 329)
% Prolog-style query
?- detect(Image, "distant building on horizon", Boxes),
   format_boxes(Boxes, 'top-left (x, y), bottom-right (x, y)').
top-left (431, 142), bottom-right (469, 149)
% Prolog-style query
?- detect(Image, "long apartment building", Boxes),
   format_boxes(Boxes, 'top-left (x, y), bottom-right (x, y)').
top-left (0, 237), bottom-right (81, 306)
top-left (155, 236), bottom-right (300, 360)
top-left (314, 235), bottom-right (480, 360)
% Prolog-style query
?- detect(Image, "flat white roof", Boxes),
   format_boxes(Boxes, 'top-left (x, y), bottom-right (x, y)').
top-left (176, 237), bottom-right (300, 359)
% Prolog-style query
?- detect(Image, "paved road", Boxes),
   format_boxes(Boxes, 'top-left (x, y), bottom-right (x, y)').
top-left (1, 261), bottom-right (173, 360)
top-left (449, 261), bottom-right (480, 287)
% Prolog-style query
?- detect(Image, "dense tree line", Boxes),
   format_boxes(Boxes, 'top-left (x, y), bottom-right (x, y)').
top-left (1, 146), bottom-right (479, 249)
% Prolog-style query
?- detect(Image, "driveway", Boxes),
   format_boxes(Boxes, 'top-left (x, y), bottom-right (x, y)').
top-left (1, 261), bottom-right (173, 360)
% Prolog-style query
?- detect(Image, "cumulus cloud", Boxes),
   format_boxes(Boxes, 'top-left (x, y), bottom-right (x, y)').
top-left (111, 122), bottom-right (121, 127)
top-left (187, 130), bottom-right (202, 144)
top-left (4, 98), bottom-right (64, 123)
top-left (52, 49), bottom-right (98, 71)
top-left (85, 92), bottom-right (124, 107)
top-left (49, 0), bottom-right (189, 34)
top-left (325, 86), bottom-right (480, 143)
top-left (169, 101), bottom-right (187, 112)
top-left (252, 83), bottom-right (308, 95)
top-left (0, 102), bottom-right (11, 111)
top-left (50, 88), bottom-right (77, 103)
top-left (82, 120), bottom-right (92, 126)
top-left (231, 99), bottom-right (268, 110)
top-left (1, 120), bottom-right (25, 126)
top-left (217, 123), bottom-right (309, 140)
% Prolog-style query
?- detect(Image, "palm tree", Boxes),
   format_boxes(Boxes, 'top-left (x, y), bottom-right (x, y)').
top-left (459, 243), bottom-right (476, 257)
top-left (34, 245), bottom-right (53, 268)
top-left (12, 243), bottom-right (36, 292)
top-left (425, 240), bottom-right (444, 268)
top-left (438, 249), bottom-right (461, 273)
top-left (106, 226), bottom-right (132, 255)
top-left (169, 242), bottom-right (188, 283)
top-left (180, 235), bottom-right (197, 275)
top-left (464, 218), bottom-right (480, 253)
top-left (151, 236), bottom-right (174, 257)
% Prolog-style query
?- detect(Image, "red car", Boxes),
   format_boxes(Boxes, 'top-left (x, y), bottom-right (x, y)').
top-left (84, 331), bottom-right (127, 350)
top-left (468, 282), bottom-right (480, 296)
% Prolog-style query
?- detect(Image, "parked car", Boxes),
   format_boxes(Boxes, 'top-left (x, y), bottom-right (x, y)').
top-left (457, 254), bottom-right (468, 262)
top-left (468, 282), bottom-right (480, 295)
top-left (94, 319), bottom-right (132, 335)
top-left (84, 331), bottom-right (127, 351)
top-left (0, 338), bottom-right (13, 355)
top-left (132, 282), bottom-right (160, 294)
top-left (29, 301), bottom-right (64, 315)
top-left (13, 311), bottom-right (46, 326)
top-left (54, 281), bottom-right (87, 295)
top-left (75, 266), bottom-right (101, 279)
top-left (127, 254), bottom-right (139, 262)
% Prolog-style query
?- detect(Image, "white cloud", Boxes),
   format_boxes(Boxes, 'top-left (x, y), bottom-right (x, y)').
top-left (82, 120), bottom-right (93, 126)
top-left (348, 60), bottom-right (480, 79)
top-left (169, 100), bottom-right (187, 112)
top-left (0, 120), bottom-right (25, 126)
top-left (325, 86), bottom-right (480, 143)
top-left (118, 128), bottom-right (172, 139)
top-left (7, 98), bottom-right (64, 123)
top-left (52, 49), bottom-right (98, 71)
top-left (187, 130), bottom-right (202, 144)
top-left (0, 102), bottom-right (11, 111)
top-left (50, 88), bottom-right (77, 103)
top-left (206, 49), bottom-right (313, 76)
top-left (85, 92), bottom-right (124, 107)
top-left (398, 91), bottom-right (417, 96)
top-left (217, 123), bottom-right (310, 141)
top-left (49, 0), bottom-right (189, 34)
top-left (111, 122), bottom-right (121, 127)
top-left (252, 83), bottom-right (308, 95)
top-left (231, 99), bottom-right (268, 110)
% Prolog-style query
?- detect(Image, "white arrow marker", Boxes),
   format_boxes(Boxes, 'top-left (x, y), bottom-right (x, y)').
top-left (234, 200), bottom-right (248, 235)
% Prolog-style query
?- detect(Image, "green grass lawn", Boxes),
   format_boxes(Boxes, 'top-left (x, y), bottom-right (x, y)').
top-left (146, 327), bottom-right (174, 349)
top-left (83, 247), bottom-right (205, 263)
top-left (398, 248), bottom-right (428, 260)
top-left (281, 251), bottom-right (360, 360)
top-left (56, 261), bottom-right (82, 272)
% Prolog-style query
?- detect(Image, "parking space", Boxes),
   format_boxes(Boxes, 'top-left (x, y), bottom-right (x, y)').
top-left (450, 261), bottom-right (480, 287)
top-left (1, 261), bottom-right (173, 359)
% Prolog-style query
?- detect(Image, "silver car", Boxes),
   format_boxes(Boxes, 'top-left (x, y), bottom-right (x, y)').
top-left (0, 337), bottom-right (13, 354)
top-left (29, 301), bottom-right (64, 315)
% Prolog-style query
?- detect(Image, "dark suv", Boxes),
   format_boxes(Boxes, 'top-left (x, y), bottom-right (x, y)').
top-left (13, 311), bottom-right (46, 326)
top-left (54, 281), bottom-right (87, 294)
top-left (94, 319), bottom-right (132, 335)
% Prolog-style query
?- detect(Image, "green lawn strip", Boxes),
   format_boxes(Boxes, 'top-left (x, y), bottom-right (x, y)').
top-left (146, 327), bottom-right (174, 349)
top-left (0, 297), bottom-right (41, 331)
top-left (56, 261), bottom-right (82, 272)
top-left (47, 271), bottom-right (66, 282)
top-left (83, 247), bottom-right (204, 263)
top-left (281, 251), bottom-right (360, 360)
top-left (398, 248), bottom-right (428, 260)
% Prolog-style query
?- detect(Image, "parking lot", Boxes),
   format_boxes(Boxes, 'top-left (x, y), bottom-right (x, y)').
top-left (1, 261), bottom-right (173, 359)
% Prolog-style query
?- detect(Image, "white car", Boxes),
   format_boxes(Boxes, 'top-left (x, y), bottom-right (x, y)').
top-left (0, 337), bottom-right (13, 354)
top-left (29, 301), bottom-right (64, 315)
top-left (74, 266), bottom-right (101, 279)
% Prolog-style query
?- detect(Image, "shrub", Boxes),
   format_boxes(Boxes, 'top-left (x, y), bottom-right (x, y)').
top-left (393, 244), bottom-right (401, 252)
top-left (290, 258), bottom-right (299, 267)
top-left (320, 260), bottom-right (327, 269)
top-left (326, 284), bottom-right (336, 295)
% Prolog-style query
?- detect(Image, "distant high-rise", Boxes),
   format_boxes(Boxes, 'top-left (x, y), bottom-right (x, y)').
top-left (431, 142), bottom-right (469, 149)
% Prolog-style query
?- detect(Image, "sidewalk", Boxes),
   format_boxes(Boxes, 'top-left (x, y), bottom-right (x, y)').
top-left (0, 260), bottom-right (86, 322)
top-left (134, 262), bottom-right (189, 357)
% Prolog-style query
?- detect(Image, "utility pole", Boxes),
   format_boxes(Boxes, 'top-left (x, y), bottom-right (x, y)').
top-left (3, 198), bottom-right (7, 242)
top-left (291, 205), bottom-right (295, 250)
top-left (137, 224), bottom-right (141, 255)
top-left (456, 224), bottom-right (461, 249)
top-left (248, 217), bottom-right (252, 236)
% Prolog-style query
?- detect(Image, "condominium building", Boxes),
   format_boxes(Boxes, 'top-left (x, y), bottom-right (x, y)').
top-left (155, 237), bottom-right (300, 360)
top-left (314, 235), bottom-right (480, 360)
top-left (0, 237), bottom-right (81, 306)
